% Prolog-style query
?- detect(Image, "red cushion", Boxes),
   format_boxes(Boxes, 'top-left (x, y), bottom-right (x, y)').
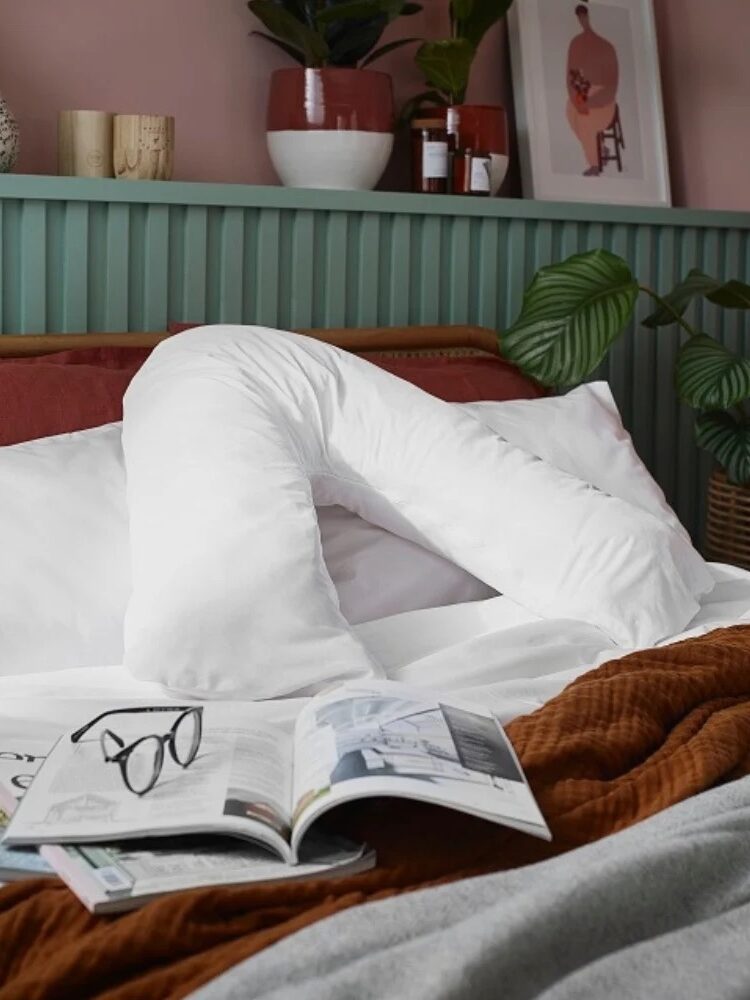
top-left (366, 354), bottom-right (545, 404)
top-left (1, 337), bottom-right (543, 447)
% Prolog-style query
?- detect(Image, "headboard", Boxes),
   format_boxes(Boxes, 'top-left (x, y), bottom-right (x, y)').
top-left (0, 324), bottom-right (500, 359)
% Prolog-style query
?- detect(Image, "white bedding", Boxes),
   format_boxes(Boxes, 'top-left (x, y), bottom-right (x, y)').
top-left (2, 563), bottom-right (748, 745)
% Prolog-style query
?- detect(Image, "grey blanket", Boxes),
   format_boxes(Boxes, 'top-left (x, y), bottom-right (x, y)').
top-left (192, 776), bottom-right (750, 1000)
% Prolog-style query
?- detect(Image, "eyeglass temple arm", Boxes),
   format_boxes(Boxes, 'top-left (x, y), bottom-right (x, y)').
top-left (70, 706), bottom-right (198, 743)
top-left (100, 728), bottom-right (126, 761)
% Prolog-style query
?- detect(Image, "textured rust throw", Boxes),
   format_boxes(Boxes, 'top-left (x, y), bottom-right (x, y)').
top-left (3, 625), bottom-right (750, 1000)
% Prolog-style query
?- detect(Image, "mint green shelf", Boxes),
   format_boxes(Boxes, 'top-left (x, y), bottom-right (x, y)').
top-left (2, 173), bottom-right (749, 542)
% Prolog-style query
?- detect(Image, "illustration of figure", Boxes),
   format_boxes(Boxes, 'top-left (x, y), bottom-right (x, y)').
top-left (566, 3), bottom-right (619, 176)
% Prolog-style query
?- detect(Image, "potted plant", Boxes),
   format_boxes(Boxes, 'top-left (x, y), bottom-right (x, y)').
top-left (501, 248), bottom-right (750, 565)
top-left (409, 0), bottom-right (515, 195)
top-left (250, 0), bottom-right (422, 190)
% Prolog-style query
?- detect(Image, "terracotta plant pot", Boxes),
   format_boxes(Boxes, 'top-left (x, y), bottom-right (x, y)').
top-left (266, 67), bottom-right (394, 191)
top-left (444, 104), bottom-right (509, 197)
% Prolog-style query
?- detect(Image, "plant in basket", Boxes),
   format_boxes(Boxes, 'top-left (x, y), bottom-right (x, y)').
top-left (501, 249), bottom-right (750, 564)
top-left (250, 0), bottom-right (422, 190)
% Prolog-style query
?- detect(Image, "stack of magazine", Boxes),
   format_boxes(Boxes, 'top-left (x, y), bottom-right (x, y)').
top-left (1, 680), bottom-right (550, 913)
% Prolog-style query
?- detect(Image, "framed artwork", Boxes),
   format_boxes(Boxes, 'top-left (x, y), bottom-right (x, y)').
top-left (508, 0), bottom-right (671, 206)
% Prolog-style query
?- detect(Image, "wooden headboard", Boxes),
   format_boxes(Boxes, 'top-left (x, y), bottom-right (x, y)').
top-left (0, 325), bottom-right (500, 359)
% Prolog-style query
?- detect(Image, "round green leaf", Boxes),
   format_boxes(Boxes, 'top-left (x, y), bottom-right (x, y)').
top-left (502, 249), bottom-right (638, 387)
top-left (415, 39), bottom-right (474, 102)
top-left (676, 334), bottom-right (750, 410)
top-left (696, 411), bottom-right (750, 485)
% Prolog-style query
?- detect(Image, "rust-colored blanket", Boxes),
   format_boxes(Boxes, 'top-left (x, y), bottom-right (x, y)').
top-left (3, 625), bottom-right (750, 1000)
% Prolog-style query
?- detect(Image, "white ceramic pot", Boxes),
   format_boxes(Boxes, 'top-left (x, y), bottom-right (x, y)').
top-left (0, 95), bottom-right (20, 173)
top-left (267, 130), bottom-right (394, 191)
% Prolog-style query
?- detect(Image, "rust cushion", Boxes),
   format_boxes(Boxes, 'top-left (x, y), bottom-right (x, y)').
top-left (0, 336), bottom-right (543, 447)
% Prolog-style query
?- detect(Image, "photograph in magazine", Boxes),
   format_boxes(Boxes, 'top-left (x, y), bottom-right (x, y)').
top-left (292, 682), bottom-right (548, 841)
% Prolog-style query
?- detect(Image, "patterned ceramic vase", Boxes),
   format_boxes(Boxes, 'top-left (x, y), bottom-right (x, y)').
top-left (0, 95), bottom-right (20, 173)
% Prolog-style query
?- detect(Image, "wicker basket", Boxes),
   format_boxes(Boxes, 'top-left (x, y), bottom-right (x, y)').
top-left (705, 469), bottom-right (750, 569)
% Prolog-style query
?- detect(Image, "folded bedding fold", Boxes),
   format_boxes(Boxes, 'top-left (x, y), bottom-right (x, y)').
top-left (3, 624), bottom-right (750, 1000)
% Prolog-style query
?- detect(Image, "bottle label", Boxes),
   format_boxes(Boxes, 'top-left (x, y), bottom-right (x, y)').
top-left (422, 141), bottom-right (448, 180)
top-left (471, 156), bottom-right (491, 193)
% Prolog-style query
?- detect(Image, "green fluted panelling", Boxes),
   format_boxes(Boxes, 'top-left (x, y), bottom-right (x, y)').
top-left (1, 173), bottom-right (750, 544)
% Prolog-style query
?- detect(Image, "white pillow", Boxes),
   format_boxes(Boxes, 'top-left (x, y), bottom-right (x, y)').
top-left (0, 424), bottom-right (130, 675)
top-left (122, 325), bottom-right (712, 698)
top-left (463, 383), bottom-right (685, 538)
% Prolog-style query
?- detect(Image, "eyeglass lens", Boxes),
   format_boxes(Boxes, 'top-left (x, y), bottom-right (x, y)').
top-left (170, 709), bottom-right (202, 767)
top-left (124, 736), bottom-right (165, 795)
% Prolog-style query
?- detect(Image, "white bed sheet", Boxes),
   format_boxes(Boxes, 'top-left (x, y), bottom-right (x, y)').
top-left (1, 563), bottom-right (749, 744)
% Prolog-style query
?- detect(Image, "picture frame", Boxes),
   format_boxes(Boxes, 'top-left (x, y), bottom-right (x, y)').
top-left (508, 0), bottom-right (671, 206)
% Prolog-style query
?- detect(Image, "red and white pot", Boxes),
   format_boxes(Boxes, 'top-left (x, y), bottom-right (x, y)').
top-left (266, 67), bottom-right (394, 191)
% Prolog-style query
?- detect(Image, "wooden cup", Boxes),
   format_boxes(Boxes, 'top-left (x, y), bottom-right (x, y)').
top-left (113, 114), bottom-right (175, 181)
top-left (58, 110), bottom-right (114, 178)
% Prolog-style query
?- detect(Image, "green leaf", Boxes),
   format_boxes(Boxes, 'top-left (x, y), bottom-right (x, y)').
top-left (642, 270), bottom-right (750, 328)
top-left (451, 0), bottom-right (474, 19)
top-left (696, 411), bottom-right (750, 485)
top-left (248, 0), bottom-right (328, 66)
top-left (416, 39), bottom-right (474, 103)
top-left (642, 269), bottom-right (719, 329)
top-left (250, 30), bottom-right (307, 64)
top-left (676, 334), bottom-right (750, 410)
top-left (454, 0), bottom-right (514, 49)
top-left (502, 249), bottom-right (638, 387)
top-left (361, 36), bottom-right (420, 67)
top-left (326, 17), bottom-right (388, 66)
top-left (316, 0), bottom-right (415, 24)
top-left (707, 279), bottom-right (750, 309)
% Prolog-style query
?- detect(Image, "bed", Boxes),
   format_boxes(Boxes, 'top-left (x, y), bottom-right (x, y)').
top-left (2, 323), bottom-right (750, 1000)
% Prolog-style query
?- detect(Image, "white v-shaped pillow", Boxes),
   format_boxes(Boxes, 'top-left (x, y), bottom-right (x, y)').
top-left (122, 326), bottom-right (712, 698)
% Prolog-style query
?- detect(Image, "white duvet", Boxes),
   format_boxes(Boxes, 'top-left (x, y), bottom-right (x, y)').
top-left (2, 562), bottom-right (748, 745)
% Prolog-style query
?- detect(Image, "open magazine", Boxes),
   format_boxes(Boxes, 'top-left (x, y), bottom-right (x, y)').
top-left (6, 680), bottom-right (550, 868)
top-left (0, 741), bottom-right (371, 912)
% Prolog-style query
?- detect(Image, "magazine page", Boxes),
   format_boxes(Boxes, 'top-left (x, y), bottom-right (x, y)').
top-left (42, 833), bottom-right (373, 914)
top-left (0, 739), bottom-right (56, 883)
top-left (290, 680), bottom-right (550, 856)
top-left (0, 738), bottom-right (51, 800)
top-left (5, 705), bottom-right (296, 861)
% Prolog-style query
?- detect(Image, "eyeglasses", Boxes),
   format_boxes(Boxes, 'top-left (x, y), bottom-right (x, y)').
top-left (70, 706), bottom-right (203, 796)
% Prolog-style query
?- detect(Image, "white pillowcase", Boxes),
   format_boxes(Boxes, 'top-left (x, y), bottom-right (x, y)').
top-left (0, 424), bottom-right (130, 675)
top-left (122, 325), bottom-right (712, 699)
top-left (464, 383), bottom-right (686, 538)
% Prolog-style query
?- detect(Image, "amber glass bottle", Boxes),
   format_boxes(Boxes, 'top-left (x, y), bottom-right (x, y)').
top-left (411, 118), bottom-right (449, 194)
top-left (452, 148), bottom-right (491, 196)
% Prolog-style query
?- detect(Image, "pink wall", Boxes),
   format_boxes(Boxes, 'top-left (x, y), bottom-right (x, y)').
top-left (1, 0), bottom-right (749, 210)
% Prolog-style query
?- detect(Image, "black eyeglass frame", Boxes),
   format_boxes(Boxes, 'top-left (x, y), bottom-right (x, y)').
top-left (70, 706), bottom-right (204, 797)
